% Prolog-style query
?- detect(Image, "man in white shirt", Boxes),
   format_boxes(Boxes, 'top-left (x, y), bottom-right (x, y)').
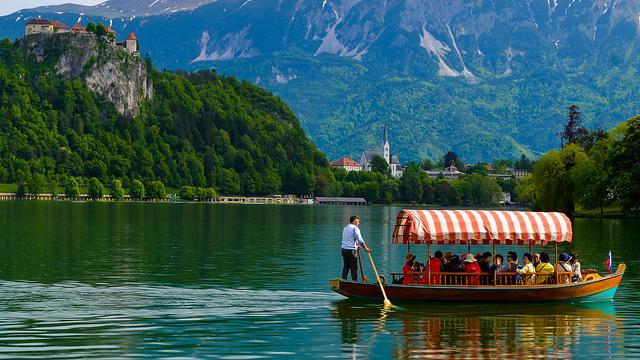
top-left (341, 215), bottom-right (372, 280)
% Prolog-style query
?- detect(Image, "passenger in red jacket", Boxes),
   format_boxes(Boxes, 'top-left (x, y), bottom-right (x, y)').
top-left (419, 250), bottom-right (444, 285)
top-left (402, 253), bottom-right (417, 285)
top-left (463, 253), bottom-right (481, 285)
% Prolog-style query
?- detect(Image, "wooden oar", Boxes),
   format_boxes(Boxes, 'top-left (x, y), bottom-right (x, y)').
top-left (366, 251), bottom-right (394, 309)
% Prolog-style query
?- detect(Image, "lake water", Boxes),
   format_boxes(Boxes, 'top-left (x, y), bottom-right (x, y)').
top-left (0, 202), bottom-right (638, 358)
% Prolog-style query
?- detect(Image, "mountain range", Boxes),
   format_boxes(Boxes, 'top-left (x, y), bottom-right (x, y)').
top-left (2, 0), bottom-right (640, 162)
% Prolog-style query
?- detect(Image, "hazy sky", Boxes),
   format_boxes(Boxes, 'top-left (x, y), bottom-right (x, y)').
top-left (0, 1), bottom-right (104, 16)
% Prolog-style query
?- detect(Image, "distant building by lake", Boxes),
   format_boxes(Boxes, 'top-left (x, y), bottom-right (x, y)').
top-left (426, 165), bottom-right (464, 179)
top-left (329, 157), bottom-right (362, 172)
top-left (314, 197), bottom-right (367, 206)
top-left (513, 169), bottom-right (529, 180)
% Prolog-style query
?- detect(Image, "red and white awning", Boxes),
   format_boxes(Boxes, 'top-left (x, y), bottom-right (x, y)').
top-left (392, 210), bottom-right (573, 245)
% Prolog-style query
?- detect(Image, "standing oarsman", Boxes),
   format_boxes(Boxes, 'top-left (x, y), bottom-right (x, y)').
top-left (341, 215), bottom-right (372, 280)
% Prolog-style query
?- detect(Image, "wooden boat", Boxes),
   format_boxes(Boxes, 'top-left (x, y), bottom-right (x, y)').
top-left (330, 210), bottom-right (625, 303)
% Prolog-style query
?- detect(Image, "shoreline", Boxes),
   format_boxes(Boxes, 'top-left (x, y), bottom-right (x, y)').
top-left (0, 193), bottom-right (310, 205)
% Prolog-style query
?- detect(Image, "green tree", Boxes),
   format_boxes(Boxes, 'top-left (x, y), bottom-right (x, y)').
top-left (607, 115), bottom-right (640, 213)
top-left (423, 181), bottom-right (435, 203)
top-left (400, 164), bottom-right (423, 201)
top-left (65, 177), bottom-right (80, 198)
top-left (85, 22), bottom-right (96, 33)
top-left (514, 154), bottom-right (534, 171)
top-left (147, 181), bottom-right (166, 200)
top-left (381, 179), bottom-right (400, 204)
top-left (16, 182), bottom-right (26, 199)
top-left (420, 158), bottom-right (434, 171)
top-left (357, 181), bottom-right (381, 203)
top-left (179, 186), bottom-right (195, 201)
top-left (88, 177), bottom-right (104, 200)
top-left (514, 176), bottom-right (536, 207)
top-left (435, 181), bottom-right (450, 205)
top-left (532, 144), bottom-right (587, 213)
top-left (95, 23), bottom-right (108, 37)
top-left (371, 155), bottom-right (391, 177)
top-left (217, 168), bottom-right (241, 195)
top-left (27, 173), bottom-right (46, 196)
top-left (443, 151), bottom-right (462, 168)
top-left (130, 180), bottom-right (145, 200)
top-left (202, 187), bottom-right (217, 200)
top-left (112, 179), bottom-right (124, 200)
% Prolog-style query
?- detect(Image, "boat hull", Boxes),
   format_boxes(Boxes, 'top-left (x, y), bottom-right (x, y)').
top-left (330, 273), bottom-right (623, 303)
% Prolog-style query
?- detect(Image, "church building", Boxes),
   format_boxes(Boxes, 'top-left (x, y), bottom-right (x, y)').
top-left (359, 126), bottom-right (403, 178)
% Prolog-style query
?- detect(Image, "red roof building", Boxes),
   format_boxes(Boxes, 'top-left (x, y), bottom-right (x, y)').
top-left (330, 158), bottom-right (362, 172)
top-left (26, 19), bottom-right (53, 25)
top-left (127, 32), bottom-right (137, 41)
top-left (71, 23), bottom-right (86, 33)
top-left (51, 21), bottom-right (69, 31)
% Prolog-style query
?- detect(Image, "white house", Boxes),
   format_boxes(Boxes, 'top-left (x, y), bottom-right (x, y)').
top-left (426, 165), bottom-right (464, 180)
top-left (330, 157), bottom-right (362, 172)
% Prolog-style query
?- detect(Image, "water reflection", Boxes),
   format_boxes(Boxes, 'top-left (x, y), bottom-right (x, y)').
top-left (332, 300), bottom-right (621, 359)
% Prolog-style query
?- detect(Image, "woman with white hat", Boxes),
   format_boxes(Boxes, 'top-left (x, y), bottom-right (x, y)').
top-left (463, 253), bottom-right (481, 285)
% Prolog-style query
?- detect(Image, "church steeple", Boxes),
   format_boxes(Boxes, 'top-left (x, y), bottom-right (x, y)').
top-left (382, 124), bottom-right (390, 164)
top-left (383, 124), bottom-right (388, 144)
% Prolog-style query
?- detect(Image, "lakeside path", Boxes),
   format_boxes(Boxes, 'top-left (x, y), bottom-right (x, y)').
top-left (0, 193), bottom-right (308, 204)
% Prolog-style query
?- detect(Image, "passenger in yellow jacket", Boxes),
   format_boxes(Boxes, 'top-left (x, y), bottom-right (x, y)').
top-left (535, 252), bottom-right (555, 284)
top-left (516, 253), bottom-right (536, 284)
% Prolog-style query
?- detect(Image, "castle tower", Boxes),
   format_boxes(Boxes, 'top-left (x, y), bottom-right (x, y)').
top-left (125, 32), bottom-right (138, 54)
top-left (382, 125), bottom-right (390, 164)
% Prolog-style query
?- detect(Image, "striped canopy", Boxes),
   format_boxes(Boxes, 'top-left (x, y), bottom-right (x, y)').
top-left (392, 210), bottom-right (573, 245)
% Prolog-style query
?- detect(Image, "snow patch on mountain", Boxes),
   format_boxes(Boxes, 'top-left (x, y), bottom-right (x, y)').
top-left (314, 18), bottom-right (346, 56)
top-left (419, 26), bottom-right (458, 77)
top-left (191, 28), bottom-right (258, 63)
top-left (272, 66), bottom-right (297, 84)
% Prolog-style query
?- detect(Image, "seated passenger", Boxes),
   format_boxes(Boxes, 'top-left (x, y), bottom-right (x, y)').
top-left (490, 254), bottom-right (504, 284)
top-left (505, 251), bottom-right (518, 273)
top-left (535, 252), bottom-right (554, 284)
top-left (516, 253), bottom-right (535, 284)
top-left (441, 252), bottom-right (452, 270)
top-left (463, 253), bottom-right (481, 285)
top-left (402, 253), bottom-right (417, 285)
top-left (558, 253), bottom-right (573, 283)
top-left (570, 253), bottom-right (583, 282)
top-left (480, 251), bottom-right (492, 284)
top-left (444, 254), bottom-right (465, 285)
top-left (533, 253), bottom-right (541, 268)
top-left (426, 250), bottom-right (444, 285)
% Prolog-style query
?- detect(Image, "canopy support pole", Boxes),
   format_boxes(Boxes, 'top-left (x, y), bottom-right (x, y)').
top-left (468, 243), bottom-right (471, 254)
top-left (427, 243), bottom-right (431, 285)
top-left (555, 242), bottom-right (559, 284)
top-left (492, 242), bottom-right (496, 286)
top-left (529, 242), bottom-right (532, 255)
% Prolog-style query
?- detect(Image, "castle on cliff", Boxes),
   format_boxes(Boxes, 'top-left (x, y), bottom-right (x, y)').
top-left (25, 18), bottom-right (139, 56)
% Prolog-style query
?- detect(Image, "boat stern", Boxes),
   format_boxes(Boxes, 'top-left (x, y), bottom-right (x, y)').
top-left (329, 278), bottom-right (341, 291)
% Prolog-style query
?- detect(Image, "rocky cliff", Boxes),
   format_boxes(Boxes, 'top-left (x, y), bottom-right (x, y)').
top-left (20, 33), bottom-right (152, 117)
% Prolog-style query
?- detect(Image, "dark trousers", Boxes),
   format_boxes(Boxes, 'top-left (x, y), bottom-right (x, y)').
top-left (342, 248), bottom-right (359, 280)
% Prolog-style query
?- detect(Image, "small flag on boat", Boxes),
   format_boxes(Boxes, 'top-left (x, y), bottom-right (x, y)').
top-left (605, 251), bottom-right (613, 273)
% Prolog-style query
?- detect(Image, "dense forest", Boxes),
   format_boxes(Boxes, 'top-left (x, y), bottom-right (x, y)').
top-left (517, 106), bottom-right (640, 215)
top-left (0, 37), bottom-right (327, 196)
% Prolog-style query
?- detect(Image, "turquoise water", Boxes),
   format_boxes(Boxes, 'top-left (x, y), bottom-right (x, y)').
top-left (0, 202), bottom-right (638, 358)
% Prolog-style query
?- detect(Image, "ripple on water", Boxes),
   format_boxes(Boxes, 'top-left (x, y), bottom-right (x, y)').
top-left (0, 281), bottom-right (339, 357)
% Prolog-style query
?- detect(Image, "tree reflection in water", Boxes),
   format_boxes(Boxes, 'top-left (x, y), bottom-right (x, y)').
top-left (331, 300), bottom-right (619, 359)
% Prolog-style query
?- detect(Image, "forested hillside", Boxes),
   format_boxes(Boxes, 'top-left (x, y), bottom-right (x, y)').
top-left (0, 37), bottom-right (327, 196)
